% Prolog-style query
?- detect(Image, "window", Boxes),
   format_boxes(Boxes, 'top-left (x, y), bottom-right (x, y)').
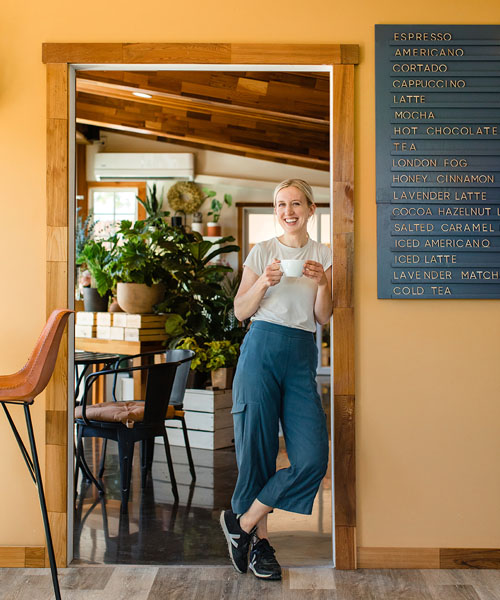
top-left (243, 205), bottom-right (330, 256)
top-left (89, 187), bottom-right (139, 238)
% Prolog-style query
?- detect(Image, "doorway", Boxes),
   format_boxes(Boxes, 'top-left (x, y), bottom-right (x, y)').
top-left (43, 43), bottom-right (357, 569)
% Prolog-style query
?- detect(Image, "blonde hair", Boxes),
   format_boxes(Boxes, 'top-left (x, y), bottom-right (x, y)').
top-left (273, 179), bottom-right (315, 207)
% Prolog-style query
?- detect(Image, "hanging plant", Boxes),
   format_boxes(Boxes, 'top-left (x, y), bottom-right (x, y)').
top-left (167, 181), bottom-right (205, 214)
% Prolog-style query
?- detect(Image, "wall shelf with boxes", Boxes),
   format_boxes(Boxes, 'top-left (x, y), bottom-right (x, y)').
top-left (75, 312), bottom-right (167, 341)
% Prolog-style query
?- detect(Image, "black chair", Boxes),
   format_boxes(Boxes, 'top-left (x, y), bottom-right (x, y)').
top-left (75, 353), bottom-right (192, 510)
top-left (111, 349), bottom-right (197, 485)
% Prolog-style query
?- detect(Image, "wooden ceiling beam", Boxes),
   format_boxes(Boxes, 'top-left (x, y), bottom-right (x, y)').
top-left (76, 77), bottom-right (329, 131)
top-left (77, 117), bottom-right (329, 170)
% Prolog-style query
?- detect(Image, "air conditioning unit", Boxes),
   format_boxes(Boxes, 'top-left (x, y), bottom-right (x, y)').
top-left (93, 153), bottom-right (194, 181)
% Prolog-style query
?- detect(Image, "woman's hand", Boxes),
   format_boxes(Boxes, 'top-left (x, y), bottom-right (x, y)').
top-left (303, 260), bottom-right (327, 286)
top-left (260, 259), bottom-right (283, 288)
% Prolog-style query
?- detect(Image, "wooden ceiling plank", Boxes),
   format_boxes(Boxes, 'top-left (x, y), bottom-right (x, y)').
top-left (77, 77), bottom-right (329, 130)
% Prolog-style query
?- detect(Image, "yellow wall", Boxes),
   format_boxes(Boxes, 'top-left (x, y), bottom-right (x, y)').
top-left (1, 0), bottom-right (500, 548)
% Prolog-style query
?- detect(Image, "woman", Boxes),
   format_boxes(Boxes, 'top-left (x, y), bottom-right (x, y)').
top-left (220, 179), bottom-right (332, 581)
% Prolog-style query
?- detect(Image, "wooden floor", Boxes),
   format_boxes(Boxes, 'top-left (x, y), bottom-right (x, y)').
top-left (1, 565), bottom-right (500, 599)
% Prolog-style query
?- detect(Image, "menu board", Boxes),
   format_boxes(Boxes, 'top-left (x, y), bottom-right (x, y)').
top-left (376, 25), bottom-right (500, 298)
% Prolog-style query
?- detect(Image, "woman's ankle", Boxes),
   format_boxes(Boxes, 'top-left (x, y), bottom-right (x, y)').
top-left (238, 514), bottom-right (252, 534)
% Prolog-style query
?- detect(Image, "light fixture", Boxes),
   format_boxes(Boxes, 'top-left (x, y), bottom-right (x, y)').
top-left (132, 91), bottom-right (152, 99)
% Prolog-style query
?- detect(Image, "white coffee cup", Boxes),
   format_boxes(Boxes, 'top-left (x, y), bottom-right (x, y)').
top-left (280, 259), bottom-right (305, 278)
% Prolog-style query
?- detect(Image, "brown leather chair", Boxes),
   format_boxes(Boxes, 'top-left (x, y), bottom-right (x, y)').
top-left (0, 309), bottom-right (72, 600)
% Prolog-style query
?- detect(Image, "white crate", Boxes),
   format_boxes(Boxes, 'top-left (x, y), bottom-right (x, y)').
top-left (166, 408), bottom-right (232, 432)
top-left (75, 311), bottom-right (95, 326)
top-left (183, 388), bottom-right (232, 412)
top-left (75, 324), bottom-right (95, 338)
top-left (165, 426), bottom-right (235, 450)
top-left (96, 312), bottom-right (112, 326)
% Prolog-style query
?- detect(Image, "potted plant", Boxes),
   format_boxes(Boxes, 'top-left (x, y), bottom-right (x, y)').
top-left (76, 238), bottom-right (113, 311)
top-left (156, 231), bottom-right (241, 347)
top-left (203, 189), bottom-right (232, 236)
top-left (106, 219), bottom-right (174, 313)
top-left (176, 337), bottom-right (240, 390)
top-left (136, 183), bottom-right (170, 220)
top-left (205, 340), bottom-right (239, 389)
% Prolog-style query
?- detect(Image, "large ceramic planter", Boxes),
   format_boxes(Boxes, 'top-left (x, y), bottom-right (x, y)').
top-left (116, 282), bottom-right (165, 314)
top-left (82, 287), bottom-right (110, 312)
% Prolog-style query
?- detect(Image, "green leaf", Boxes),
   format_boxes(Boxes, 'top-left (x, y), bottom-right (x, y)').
top-left (164, 313), bottom-right (185, 337)
top-left (203, 244), bottom-right (240, 264)
top-left (189, 240), bottom-right (213, 261)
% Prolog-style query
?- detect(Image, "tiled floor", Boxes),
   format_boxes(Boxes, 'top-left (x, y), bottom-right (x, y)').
top-left (2, 565), bottom-right (500, 600)
top-left (73, 442), bottom-right (332, 567)
top-left (73, 378), bottom-right (333, 567)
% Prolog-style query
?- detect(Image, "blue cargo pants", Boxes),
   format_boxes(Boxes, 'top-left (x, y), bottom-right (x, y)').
top-left (231, 320), bottom-right (329, 515)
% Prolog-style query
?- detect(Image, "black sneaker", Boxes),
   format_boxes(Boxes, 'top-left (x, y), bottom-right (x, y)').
top-left (219, 509), bottom-right (254, 574)
top-left (249, 536), bottom-right (282, 580)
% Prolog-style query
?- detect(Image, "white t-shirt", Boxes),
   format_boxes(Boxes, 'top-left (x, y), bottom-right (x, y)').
top-left (243, 237), bottom-right (332, 333)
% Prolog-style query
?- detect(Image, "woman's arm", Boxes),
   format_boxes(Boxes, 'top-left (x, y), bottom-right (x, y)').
top-left (303, 261), bottom-right (333, 325)
top-left (234, 260), bottom-right (282, 322)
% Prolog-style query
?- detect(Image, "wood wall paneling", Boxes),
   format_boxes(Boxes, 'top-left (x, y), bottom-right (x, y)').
top-left (332, 65), bottom-right (354, 183)
top-left (333, 308), bottom-right (355, 397)
top-left (331, 63), bottom-right (355, 569)
top-left (46, 227), bottom-right (68, 262)
top-left (0, 547), bottom-right (46, 568)
top-left (47, 64), bottom-right (68, 120)
top-left (440, 549), bottom-right (500, 569)
top-left (358, 548), bottom-right (440, 569)
top-left (332, 182), bottom-right (354, 235)
top-left (47, 119), bottom-right (68, 227)
top-left (334, 395), bottom-right (356, 527)
top-left (45, 63), bottom-right (69, 568)
top-left (42, 43), bottom-right (123, 64)
top-left (24, 546), bottom-right (46, 568)
top-left (42, 44), bottom-right (359, 66)
top-left (335, 527), bottom-right (357, 570)
top-left (332, 233), bottom-right (354, 309)
top-left (123, 43), bottom-right (232, 64)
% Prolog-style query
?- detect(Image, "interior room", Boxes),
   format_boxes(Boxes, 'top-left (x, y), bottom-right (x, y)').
top-left (72, 69), bottom-right (333, 566)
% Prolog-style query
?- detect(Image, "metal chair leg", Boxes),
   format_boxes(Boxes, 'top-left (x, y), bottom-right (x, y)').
top-left (180, 416), bottom-right (196, 481)
top-left (98, 438), bottom-right (108, 478)
top-left (76, 428), bottom-right (105, 495)
top-left (140, 438), bottom-right (155, 488)
top-left (117, 431), bottom-right (135, 510)
top-left (162, 428), bottom-right (179, 502)
top-left (24, 404), bottom-right (62, 600)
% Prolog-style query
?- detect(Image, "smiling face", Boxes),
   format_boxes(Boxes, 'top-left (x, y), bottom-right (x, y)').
top-left (274, 186), bottom-right (315, 234)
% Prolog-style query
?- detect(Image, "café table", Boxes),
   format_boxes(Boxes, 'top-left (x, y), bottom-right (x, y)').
top-left (75, 338), bottom-right (165, 400)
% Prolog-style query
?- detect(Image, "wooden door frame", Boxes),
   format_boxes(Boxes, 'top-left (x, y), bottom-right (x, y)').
top-left (43, 43), bottom-right (358, 568)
